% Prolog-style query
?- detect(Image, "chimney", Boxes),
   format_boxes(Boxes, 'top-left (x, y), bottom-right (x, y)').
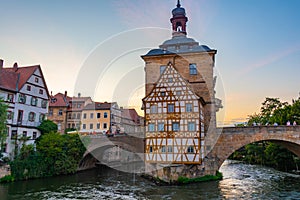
top-left (13, 62), bottom-right (18, 71)
top-left (0, 59), bottom-right (3, 70)
top-left (64, 91), bottom-right (67, 97)
top-left (78, 93), bottom-right (81, 98)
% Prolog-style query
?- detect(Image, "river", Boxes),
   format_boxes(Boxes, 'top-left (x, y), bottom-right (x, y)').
top-left (0, 160), bottom-right (300, 200)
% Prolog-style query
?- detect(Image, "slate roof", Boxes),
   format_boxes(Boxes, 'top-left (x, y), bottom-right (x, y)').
top-left (142, 35), bottom-right (215, 57)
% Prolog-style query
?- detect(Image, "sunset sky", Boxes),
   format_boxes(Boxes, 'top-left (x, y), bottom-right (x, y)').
top-left (1, 0), bottom-right (300, 125)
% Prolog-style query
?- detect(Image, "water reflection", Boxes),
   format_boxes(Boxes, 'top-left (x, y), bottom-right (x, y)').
top-left (0, 160), bottom-right (300, 199)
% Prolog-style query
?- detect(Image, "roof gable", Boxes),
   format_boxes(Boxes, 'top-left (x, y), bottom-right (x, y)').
top-left (0, 65), bottom-right (50, 97)
top-left (143, 63), bottom-right (200, 102)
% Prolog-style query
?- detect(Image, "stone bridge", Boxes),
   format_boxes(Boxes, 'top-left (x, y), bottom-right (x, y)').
top-left (208, 126), bottom-right (300, 171)
top-left (78, 126), bottom-right (300, 175)
top-left (78, 134), bottom-right (144, 171)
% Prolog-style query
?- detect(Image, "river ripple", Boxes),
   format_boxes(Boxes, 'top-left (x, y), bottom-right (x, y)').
top-left (1, 160), bottom-right (300, 200)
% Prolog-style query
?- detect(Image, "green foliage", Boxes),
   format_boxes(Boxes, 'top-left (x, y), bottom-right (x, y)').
top-left (0, 175), bottom-right (14, 183)
top-left (37, 120), bottom-right (58, 134)
top-left (177, 171), bottom-right (223, 184)
top-left (248, 97), bottom-right (300, 125)
top-left (236, 96), bottom-right (300, 172)
top-left (10, 133), bottom-right (86, 181)
top-left (0, 98), bottom-right (8, 154)
top-left (230, 142), bottom-right (300, 172)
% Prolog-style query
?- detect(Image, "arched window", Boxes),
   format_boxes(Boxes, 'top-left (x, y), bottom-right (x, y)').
top-left (176, 22), bottom-right (182, 31)
top-left (104, 112), bottom-right (108, 118)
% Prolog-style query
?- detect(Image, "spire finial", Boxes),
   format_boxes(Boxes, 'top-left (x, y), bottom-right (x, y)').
top-left (177, 0), bottom-right (181, 8)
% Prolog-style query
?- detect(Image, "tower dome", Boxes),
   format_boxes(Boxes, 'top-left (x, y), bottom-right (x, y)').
top-left (170, 0), bottom-right (188, 35)
top-left (172, 0), bottom-right (186, 16)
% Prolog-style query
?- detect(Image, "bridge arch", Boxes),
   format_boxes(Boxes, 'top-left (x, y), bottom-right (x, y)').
top-left (78, 135), bottom-right (145, 172)
top-left (208, 126), bottom-right (300, 170)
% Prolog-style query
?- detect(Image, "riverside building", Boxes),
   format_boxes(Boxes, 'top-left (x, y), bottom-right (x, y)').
top-left (0, 60), bottom-right (50, 158)
top-left (142, 1), bottom-right (222, 181)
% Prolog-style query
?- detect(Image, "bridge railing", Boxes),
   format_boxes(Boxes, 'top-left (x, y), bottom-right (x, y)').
top-left (218, 125), bottom-right (300, 134)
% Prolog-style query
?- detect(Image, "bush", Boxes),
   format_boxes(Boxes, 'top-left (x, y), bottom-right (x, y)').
top-left (177, 171), bottom-right (223, 184)
top-left (0, 175), bottom-right (14, 183)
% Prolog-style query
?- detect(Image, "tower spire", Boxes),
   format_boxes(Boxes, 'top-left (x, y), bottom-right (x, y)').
top-left (177, 0), bottom-right (181, 8)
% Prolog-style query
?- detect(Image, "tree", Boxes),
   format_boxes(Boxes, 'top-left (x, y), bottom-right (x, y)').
top-left (0, 98), bottom-right (8, 154)
top-left (37, 120), bottom-right (57, 134)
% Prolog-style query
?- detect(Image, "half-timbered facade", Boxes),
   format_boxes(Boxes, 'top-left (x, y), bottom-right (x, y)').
top-left (143, 63), bottom-right (205, 164)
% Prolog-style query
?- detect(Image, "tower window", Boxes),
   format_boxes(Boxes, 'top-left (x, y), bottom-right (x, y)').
top-left (188, 122), bottom-right (195, 131)
top-left (167, 104), bottom-right (175, 113)
top-left (176, 22), bottom-right (182, 31)
top-left (160, 65), bottom-right (166, 74)
top-left (150, 105), bottom-right (157, 113)
top-left (186, 103), bottom-right (193, 112)
top-left (168, 146), bottom-right (173, 153)
top-left (158, 123), bottom-right (164, 131)
top-left (187, 146), bottom-right (194, 153)
top-left (148, 123), bottom-right (155, 132)
top-left (189, 64), bottom-right (197, 75)
top-left (149, 146), bottom-right (153, 153)
top-left (172, 122), bottom-right (180, 132)
top-left (161, 146), bottom-right (166, 153)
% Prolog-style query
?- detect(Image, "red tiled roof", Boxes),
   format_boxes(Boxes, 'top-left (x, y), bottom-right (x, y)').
top-left (49, 93), bottom-right (70, 107)
top-left (4, 65), bottom-right (39, 91)
top-left (0, 65), bottom-right (49, 97)
top-left (83, 102), bottom-right (112, 110)
top-left (0, 70), bottom-right (19, 91)
top-left (122, 108), bottom-right (142, 124)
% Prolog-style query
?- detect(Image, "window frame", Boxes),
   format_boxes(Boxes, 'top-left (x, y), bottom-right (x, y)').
top-left (158, 123), bottom-right (164, 131)
top-left (189, 63), bottom-right (197, 75)
top-left (28, 112), bottom-right (36, 122)
top-left (186, 103), bottom-right (193, 112)
top-left (167, 104), bottom-right (175, 113)
top-left (172, 122), bottom-right (180, 132)
top-left (148, 123), bottom-right (155, 132)
top-left (188, 122), bottom-right (196, 131)
top-left (160, 65), bottom-right (166, 74)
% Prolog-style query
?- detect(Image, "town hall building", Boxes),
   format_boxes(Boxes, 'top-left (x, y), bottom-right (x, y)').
top-left (142, 0), bottom-right (222, 181)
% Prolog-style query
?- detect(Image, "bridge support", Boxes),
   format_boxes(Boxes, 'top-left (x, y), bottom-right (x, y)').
top-left (144, 159), bottom-right (220, 183)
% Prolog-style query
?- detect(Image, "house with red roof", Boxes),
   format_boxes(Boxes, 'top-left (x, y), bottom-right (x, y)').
top-left (0, 59), bottom-right (49, 158)
top-left (48, 92), bottom-right (93, 133)
top-left (121, 108), bottom-right (144, 134)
